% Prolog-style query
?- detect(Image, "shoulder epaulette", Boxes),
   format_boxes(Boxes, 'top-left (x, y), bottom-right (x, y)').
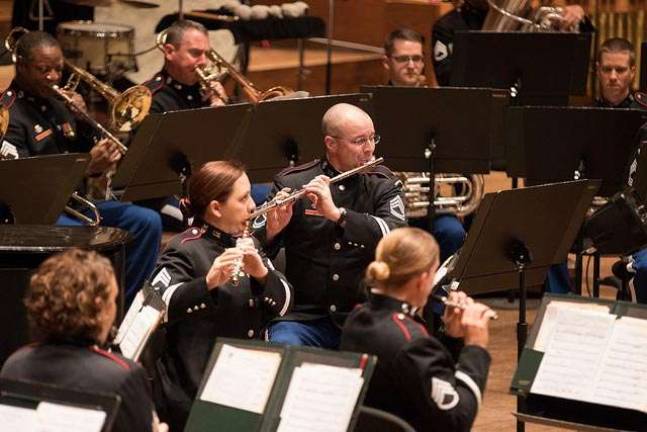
top-left (276, 159), bottom-right (320, 177)
top-left (89, 346), bottom-right (130, 370)
top-left (180, 226), bottom-right (205, 244)
top-left (366, 164), bottom-right (396, 179)
top-left (142, 75), bottom-right (165, 94)
top-left (390, 312), bottom-right (429, 342)
top-left (0, 88), bottom-right (17, 110)
top-left (635, 91), bottom-right (647, 110)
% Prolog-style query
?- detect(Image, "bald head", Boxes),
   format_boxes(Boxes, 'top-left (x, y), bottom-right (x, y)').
top-left (322, 103), bottom-right (373, 138)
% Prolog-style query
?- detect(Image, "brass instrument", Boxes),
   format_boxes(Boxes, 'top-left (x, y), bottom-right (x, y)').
top-left (483, 0), bottom-right (577, 32)
top-left (156, 29), bottom-right (293, 104)
top-left (5, 27), bottom-right (152, 133)
top-left (398, 172), bottom-right (484, 218)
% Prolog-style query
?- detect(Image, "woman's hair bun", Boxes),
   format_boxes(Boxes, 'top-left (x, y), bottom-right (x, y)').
top-left (367, 260), bottom-right (390, 282)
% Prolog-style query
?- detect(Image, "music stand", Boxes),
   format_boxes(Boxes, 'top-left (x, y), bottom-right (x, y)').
top-left (505, 106), bottom-right (647, 197)
top-left (114, 94), bottom-right (368, 202)
top-left (0, 154), bottom-right (89, 224)
top-left (450, 32), bottom-right (591, 106)
top-left (447, 180), bottom-right (599, 432)
top-left (0, 378), bottom-right (121, 432)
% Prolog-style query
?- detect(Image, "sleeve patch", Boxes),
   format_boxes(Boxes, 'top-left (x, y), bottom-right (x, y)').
top-left (390, 196), bottom-right (406, 221)
top-left (151, 267), bottom-right (171, 288)
top-left (431, 377), bottom-right (460, 410)
top-left (434, 41), bottom-right (449, 62)
top-left (1, 141), bottom-right (19, 160)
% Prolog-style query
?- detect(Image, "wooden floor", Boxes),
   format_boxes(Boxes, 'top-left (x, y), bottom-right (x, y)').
top-left (0, 45), bottom-right (621, 432)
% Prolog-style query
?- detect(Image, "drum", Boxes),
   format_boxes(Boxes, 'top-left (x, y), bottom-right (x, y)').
top-left (56, 21), bottom-right (136, 76)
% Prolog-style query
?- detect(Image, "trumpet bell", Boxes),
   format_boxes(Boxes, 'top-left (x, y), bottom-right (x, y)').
top-left (111, 85), bottom-right (152, 132)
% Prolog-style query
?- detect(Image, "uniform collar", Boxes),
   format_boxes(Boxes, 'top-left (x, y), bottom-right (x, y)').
top-left (204, 224), bottom-right (237, 247)
top-left (9, 80), bottom-right (51, 105)
top-left (160, 69), bottom-right (202, 95)
top-left (369, 292), bottom-right (419, 317)
top-left (45, 336), bottom-right (99, 347)
top-left (596, 92), bottom-right (635, 108)
top-left (320, 159), bottom-right (361, 185)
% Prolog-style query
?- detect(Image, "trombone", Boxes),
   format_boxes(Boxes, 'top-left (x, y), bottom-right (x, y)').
top-left (156, 29), bottom-right (293, 104)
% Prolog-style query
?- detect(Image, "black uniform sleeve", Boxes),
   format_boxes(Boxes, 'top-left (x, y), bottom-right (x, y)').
top-left (431, 19), bottom-right (454, 87)
top-left (340, 176), bottom-right (407, 250)
top-left (394, 337), bottom-right (491, 432)
top-left (150, 245), bottom-right (216, 325)
top-left (114, 364), bottom-right (155, 432)
top-left (4, 108), bottom-right (31, 158)
top-left (255, 254), bottom-right (294, 317)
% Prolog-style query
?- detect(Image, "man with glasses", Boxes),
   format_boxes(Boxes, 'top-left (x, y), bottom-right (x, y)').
top-left (261, 103), bottom-right (407, 349)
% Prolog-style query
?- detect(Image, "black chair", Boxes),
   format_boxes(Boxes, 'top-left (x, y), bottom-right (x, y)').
top-left (355, 405), bottom-right (416, 432)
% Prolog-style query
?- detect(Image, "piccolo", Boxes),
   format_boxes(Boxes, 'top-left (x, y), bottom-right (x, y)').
top-left (431, 294), bottom-right (499, 320)
top-left (249, 157), bottom-right (384, 219)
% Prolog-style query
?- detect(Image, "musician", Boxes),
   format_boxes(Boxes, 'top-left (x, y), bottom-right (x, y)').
top-left (340, 227), bottom-right (494, 431)
top-left (0, 248), bottom-right (167, 432)
top-left (595, 38), bottom-right (640, 109)
top-left (262, 103), bottom-right (407, 349)
top-left (144, 19), bottom-right (229, 113)
top-left (149, 160), bottom-right (293, 430)
top-left (384, 28), bottom-right (466, 264)
top-left (0, 31), bottom-right (162, 305)
top-left (431, 0), bottom-right (592, 86)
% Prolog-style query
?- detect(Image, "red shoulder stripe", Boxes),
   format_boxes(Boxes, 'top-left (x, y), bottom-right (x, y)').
top-left (89, 346), bottom-right (130, 371)
top-left (391, 313), bottom-right (411, 341)
top-left (180, 228), bottom-right (205, 244)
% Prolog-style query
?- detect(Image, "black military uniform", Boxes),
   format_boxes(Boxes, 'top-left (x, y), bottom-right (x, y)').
top-left (1, 340), bottom-right (154, 432)
top-left (341, 294), bottom-right (491, 432)
top-left (149, 224), bottom-right (293, 430)
top-left (144, 70), bottom-right (209, 114)
top-left (1, 82), bottom-right (94, 158)
top-left (264, 159), bottom-right (407, 321)
top-left (595, 92), bottom-right (643, 109)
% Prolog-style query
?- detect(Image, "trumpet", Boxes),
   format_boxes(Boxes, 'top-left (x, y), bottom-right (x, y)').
top-left (250, 157), bottom-right (385, 219)
top-left (157, 29), bottom-right (293, 104)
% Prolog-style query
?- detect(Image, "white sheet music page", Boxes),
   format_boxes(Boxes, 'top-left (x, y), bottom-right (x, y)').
top-left (0, 404), bottom-right (38, 431)
top-left (36, 402), bottom-right (106, 432)
top-left (119, 305), bottom-right (161, 360)
top-left (199, 344), bottom-right (281, 414)
top-left (530, 307), bottom-right (616, 400)
top-left (589, 316), bottom-right (647, 413)
top-left (114, 289), bottom-right (145, 346)
top-left (277, 363), bottom-right (364, 432)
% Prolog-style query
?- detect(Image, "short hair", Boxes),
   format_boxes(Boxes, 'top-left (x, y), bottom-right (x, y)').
top-left (25, 249), bottom-right (115, 342)
top-left (183, 160), bottom-right (246, 220)
top-left (366, 227), bottom-right (440, 289)
top-left (14, 31), bottom-right (59, 64)
top-left (163, 19), bottom-right (208, 47)
top-left (598, 37), bottom-right (636, 67)
top-left (384, 28), bottom-right (425, 57)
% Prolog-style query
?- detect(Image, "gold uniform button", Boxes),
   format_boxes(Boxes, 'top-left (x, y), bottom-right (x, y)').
top-left (333, 242), bottom-right (341, 250)
top-left (329, 305), bottom-right (337, 312)
top-left (332, 274), bottom-right (340, 281)
top-left (247, 329), bottom-right (255, 338)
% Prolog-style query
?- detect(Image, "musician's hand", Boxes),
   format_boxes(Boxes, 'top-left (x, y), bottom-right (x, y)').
top-left (205, 248), bottom-right (243, 289)
top-left (203, 82), bottom-right (229, 107)
top-left (462, 303), bottom-right (496, 349)
top-left (442, 291), bottom-right (471, 338)
top-left (87, 138), bottom-right (121, 175)
top-left (265, 188), bottom-right (294, 242)
top-left (60, 89), bottom-right (89, 116)
top-left (238, 238), bottom-right (269, 282)
top-left (303, 175), bottom-right (341, 222)
top-left (152, 411), bottom-right (168, 432)
top-left (560, 5), bottom-right (584, 30)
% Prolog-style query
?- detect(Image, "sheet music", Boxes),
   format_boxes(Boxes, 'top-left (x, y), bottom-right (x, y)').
top-left (114, 289), bottom-right (145, 345)
top-left (119, 305), bottom-right (161, 360)
top-left (531, 306), bottom-right (647, 413)
top-left (36, 402), bottom-right (106, 432)
top-left (0, 404), bottom-right (38, 431)
top-left (277, 363), bottom-right (364, 432)
top-left (200, 344), bottom-right (282, 414)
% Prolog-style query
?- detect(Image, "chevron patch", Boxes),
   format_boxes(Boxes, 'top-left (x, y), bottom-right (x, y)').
top-left (431, 377), bottom-right (460, 410)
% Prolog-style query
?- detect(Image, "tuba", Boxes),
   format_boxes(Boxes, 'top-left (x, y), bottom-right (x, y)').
top-left (156, 29), bottom-right (294, 104)
top-left (483, 0), bottom-right (578, 32)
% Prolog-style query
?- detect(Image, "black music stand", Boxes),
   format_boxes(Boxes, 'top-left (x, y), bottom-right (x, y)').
top-left (450, 32), bottom-right (591, 106)
top-left (0, 378), bottom-right (121, 432)
top-left (446, 180), bottom-right (599, 432)
top-left (0, 153), bottom-right (89, 224)
top-left (114, 94), bottom-right (368, 202)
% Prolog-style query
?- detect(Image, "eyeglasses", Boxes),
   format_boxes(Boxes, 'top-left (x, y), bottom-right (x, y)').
top-left (347, 133), bottom-right (381, 147)
top-left (391, 54), bottom-right (424, 64)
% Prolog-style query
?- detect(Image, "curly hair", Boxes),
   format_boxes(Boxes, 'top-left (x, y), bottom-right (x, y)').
top-left (25, 248), bottom-right (115, 342)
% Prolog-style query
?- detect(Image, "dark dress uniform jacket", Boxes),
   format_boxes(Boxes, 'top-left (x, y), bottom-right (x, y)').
top-left (144, 70), bottom-right (209, 114)
top-left (0, 340), bottom-right (154, 432)
top-left (1, 82), bottom-right (94, 159)
top-left (149, 224), bottom-right (293, 428)
top-left (264, 159), bottom-right (407, 319)
top-left (341, 294), bottom-right (491, 432)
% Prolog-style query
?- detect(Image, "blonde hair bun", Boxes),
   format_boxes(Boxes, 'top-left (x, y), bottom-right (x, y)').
top-left (367, 260), bottom-right (390, 281)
